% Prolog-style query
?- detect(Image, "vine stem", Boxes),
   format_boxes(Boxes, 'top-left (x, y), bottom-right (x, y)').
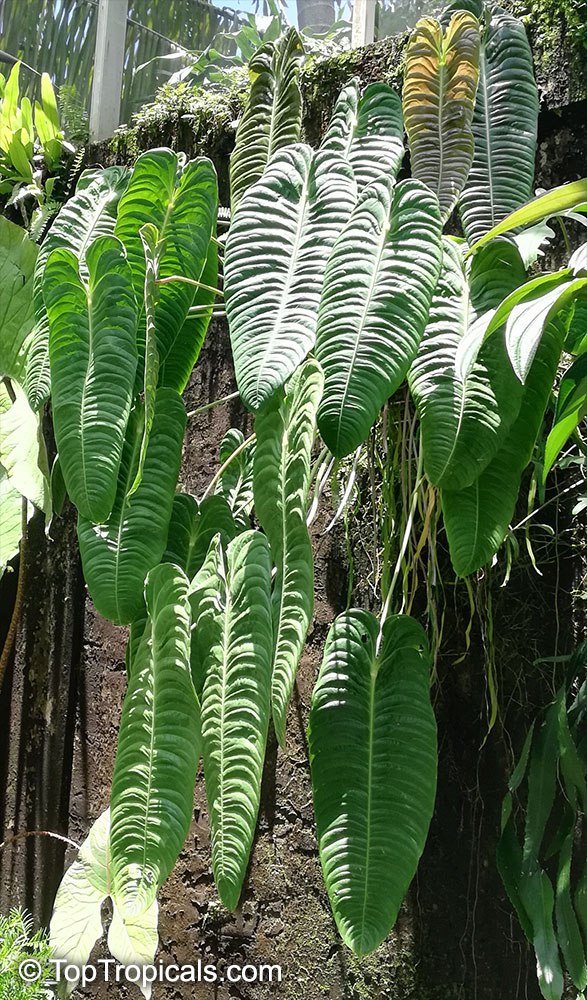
top-left (201, 432), bottom-right (255, 500)
top-left (0, 497), bottom-right (28, 693)
top-left (187, 390), bottom-right (240, 418)
top-left (0, 829), bottom-right (80, 853)
top-left (377, 438), bottom-right (425, 652)
top-left (155, 275), bottom-right (223, 297)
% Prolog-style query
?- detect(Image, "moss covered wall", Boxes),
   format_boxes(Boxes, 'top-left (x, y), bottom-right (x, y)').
top-left (95, 0), bottom-right (587, 190)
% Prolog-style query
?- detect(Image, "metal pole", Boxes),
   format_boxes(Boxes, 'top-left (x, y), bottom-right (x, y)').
top-left (90, 0), bottom-right (129, 142)
top-left (352, 0), bottom-right (376, 48)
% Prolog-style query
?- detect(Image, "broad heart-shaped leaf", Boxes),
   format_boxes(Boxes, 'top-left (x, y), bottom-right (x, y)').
top-left (26, 165), bottom-right (129, 410)
top-left (45, 235), bottom-right (138, 523)
top-left (225, 144), bottom-right (356, 412)
top-left (0, 471), bottom-right (23, 576)
top-left (308, 611), bottom-right (437, 956)
top-left (49, 810), bottom-right (111, 995)
top-left (107, 899), bottom-right (159, 1000)
top-left (110, 562), bottom-right (200, 918)
top-left (316, 177), bottom-right (442, 457)
top-left (198, 530), bottom-right (273, 910)
top-left (253, 358), bottom-right (324, 747)
top-left (162, 492), bottom-right (236, 577)
top-left (0, 381), bottom-right (50, 514)
top-left (458, 7), bottom-right (538, 246)
top-left (0, 215), bottom-right (37, 387)
top-left (544, 354), bottom-right (587, 480)
top-left (321, 79), bottom-right (404, 192)
top-left (403, 12), bottom-right (480, 223)
top-left (230, 27), bottom-right (304, 212)
top-left (77, 388), bottom-right (186, 625)
top-left (114, 148), bottom-right (218, 393)
top-left (216, 428), bottom-right (255, 530)
top-left (442, 313), bottom-right (566, 576)
top-left (408, 239), bottom-right (523, 491)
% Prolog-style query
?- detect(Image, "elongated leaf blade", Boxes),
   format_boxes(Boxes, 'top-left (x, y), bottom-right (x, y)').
top-left (459, 8), bottom-right (539, 245)
top-left (253, 358), bottom-right (324, 746)
top-left (26, 166), bottom-right (130, 409)
top-left (409, 239), bottom-right (522, 490)
top-left (128, 223), bottom-right (161, 497)
top-left (115, 148), bottom-right (218, 392)
top-left (322, 79), bottom-right (404, 191)
top-left (199, 530), bottom-right (274, 910)
top-left (404, 13), bottom-right (480, 222)
top-left (216, 428), bottom-right (255, 530)
top-left (225, 144), bottom-right (356, 411)
top-left (230, 28), bottom-right (304, 212)
top-left (442, 314), bottom-right (566, 576)
top-left (77, 388), bottom-right (186, 624)
top-left (110, 563), bottom-right (200, 917)
top-left (309, 611), bottom-right (437, 955)
top-left (316, 177), bottom-right (442, 457)
top-left (45, 235), bottom-right (138, 523)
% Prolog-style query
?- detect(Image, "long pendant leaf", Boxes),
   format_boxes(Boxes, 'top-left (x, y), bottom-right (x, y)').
top-left (110, 563), bottom-right (200, 917)
top-left (315, 176), bottom-right (442, 457)
top-left (404, 12), bottom-right (480, 223)
top-left (115, 148), bottom-right (218, 393)
top-left (230, 27), bottom-right (304, 212)
top-left (309, 611), bottom-right (437, 955)
top-left (321, 79), bottom-right (404, 191)
top-left (198, 530), bottom-right (274, 910)
top-left (77, 388), bottom-right (186, 624)
top-left (225, 144), bottom-right (356, 411)
top-left (253, 358), bottom-right (324, 747)
top-left (458, 7), bottom-right (539, 245)
top-left (45, 235), bottom-right (138, 523)
top-left (408, 238), bottom-right (523, 490)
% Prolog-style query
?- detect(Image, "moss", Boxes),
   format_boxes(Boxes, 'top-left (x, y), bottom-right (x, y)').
top-left (502, 0), bottom-right (587, 105)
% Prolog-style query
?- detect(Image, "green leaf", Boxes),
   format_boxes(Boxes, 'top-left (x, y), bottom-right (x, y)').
top-left (544, 354), bottom-right (587, 479)
top-left (442, 313), bottom-right (566, 576)
top-left (459, 7), bottom-right (538, 246)
top-left (555, 817), bottom-right (587, 991)
top-left (107, 900), bottom-right (159, 1000)
top-left (253, 358), bottom-right (324, 746)
top-left (409, 239), bottom-right (522, 490)
top-left (44, 235), bottom-right (138, 523)
top-left (225, 144), bottom-right (356, 412)
top-left (468, 236), bottom-right (527, 314)
top-left (503, 277), bottom-right (587, 384)
top-left (0, 215), bottom-right (38, 387)
top-left (162, 492), bottom-right (236, 577)
top-left (309, 611), bottom-right (437, 955)
top-left (26, 165), bottom-right (130, 410)
top-left (230, 27), bottom-right (304, 212)
top-left (110, 562), bottom-right (200, 917)
top-left (468, 179), bottom-right (587, 255)
top-left (40, 71), bottom-right (60, 133)
top-left (77, 388), bottom-right (186, 625)
top-left (114, 148), bottom-right (218, 393)
top-left (315, 177), bottom-right (442, 457)
top-left (0, 381), bottom-right (50, 514)
top-left (215, 428), bottom-right (255, 530)
top-left (403, 12), bottom-right (480, 222)
top-left (520, 868), bottom-right (564, 1000)
top-left (321, 79), bottom-right (405, 191)
top-left (49, 810), bottom-right (110, 992)
top-left (199, 530), bottom-right (274, 909)
top-left (0, 471), bottom-right (23, 575)
top-left (128, 223), bottom-right (161, 497)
